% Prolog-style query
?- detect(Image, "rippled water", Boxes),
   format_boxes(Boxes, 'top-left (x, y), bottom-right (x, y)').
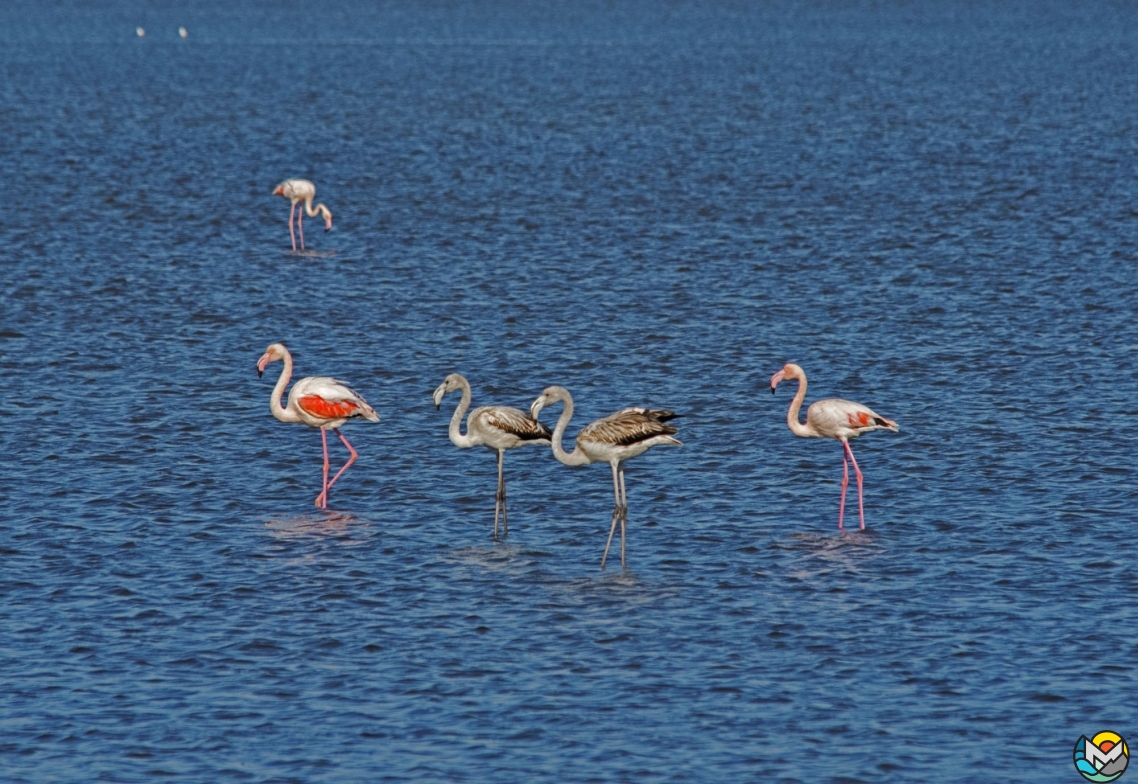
top-left (3, 1), bottom-right (1137, 781)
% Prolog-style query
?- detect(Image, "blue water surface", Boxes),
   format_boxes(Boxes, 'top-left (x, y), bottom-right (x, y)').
top-left (2, 1), bottom-right (1137, 781)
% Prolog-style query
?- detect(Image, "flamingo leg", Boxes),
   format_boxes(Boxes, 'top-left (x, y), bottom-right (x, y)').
top-left (618, 464), bottom-right (628, 567)
top-left (288, 202), bottom-right (298, 251)
top-left (838, 443), bottom-right (849, 530)
top-left (493, 448), bottom-right (508, 539)
top-left (315, 428), bottom-right (331, 508)
top-left (601, 461), bottom-right (621, 569)
top-left (298, 208), bottom-right (306, 250)
top-left (323, 429), bottom-right (359, 500)
top-left (843, 440), bottom-right (865, 530)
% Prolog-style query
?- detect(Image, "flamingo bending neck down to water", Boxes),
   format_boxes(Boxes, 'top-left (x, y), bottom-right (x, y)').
top-left (530, 385), bottom-right (681, 569)
top-left (770, 362), bottom-right (898, 530)
top-left (433, 373), bottom-right (553, 538)
top-left (272, 179), bottom-right (332, 251)
top-left (257, 343), bottom-right (378, 508)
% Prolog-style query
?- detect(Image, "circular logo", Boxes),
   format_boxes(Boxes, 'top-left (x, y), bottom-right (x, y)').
top-left (1074, 731), bottom-right (1130, 782)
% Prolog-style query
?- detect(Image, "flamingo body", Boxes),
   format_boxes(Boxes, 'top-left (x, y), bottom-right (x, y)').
top-left (530, 386), bottom-right (681, 568)
top-left (770, 362), bottom-right (897, 530)
top-left (433, 373), bottom-right (551, 537)
top-left (574, 407), bottom-right (681, 455)
top-left (288, 376), bottom-right (373, 428)
top-left (461, 405), bottom-right (553, 451)
top-left (801, 397), bottom-right (898, 442)
top-left (272, 179), bottom-right (332, 251)
top-left (257, 343), bottom-right (377, 508)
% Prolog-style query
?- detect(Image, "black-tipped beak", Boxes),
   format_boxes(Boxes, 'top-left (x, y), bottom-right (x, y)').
top-left (258, 369), bottom-right (263, 378)
top-left (434, 401), bottom-right (440, 411)
top-left (770, 386), bottom-right (775, 394)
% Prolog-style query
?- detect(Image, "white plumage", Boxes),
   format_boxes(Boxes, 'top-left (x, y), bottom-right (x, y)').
top-left (272, 179), bottom-right (332, 251)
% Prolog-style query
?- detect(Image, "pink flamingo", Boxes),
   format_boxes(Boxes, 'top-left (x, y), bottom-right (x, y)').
top-left (272, 179), bottom-right (332, 251)
top-left (770, 363), bottom-right (898, 530)
top-left (257, 343), bottom-right (378, 508)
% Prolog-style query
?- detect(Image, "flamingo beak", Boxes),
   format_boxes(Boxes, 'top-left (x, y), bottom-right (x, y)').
top-left (432, 384), bottom-right (445, 410)
top-left (770, 369), bottom-right (786, 394)
top-left (257, 353), bottom-right (271, 378)
top-left (529, 398), bottom-right (545, 421)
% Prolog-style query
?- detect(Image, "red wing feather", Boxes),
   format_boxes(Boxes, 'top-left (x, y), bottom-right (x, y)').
top-left (845, 410), bottom-right (895, 430)
top-left (298, 395), bottom-right (359, 420)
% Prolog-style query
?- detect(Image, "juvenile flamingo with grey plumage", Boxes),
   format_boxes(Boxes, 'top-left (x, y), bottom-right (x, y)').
top-left (433, 373), bottom-right (552, 538)
top-left (257, 343), bottom-right (378, 508)
top-left (770, 362), bottom-right (898, 530)
top-left (529, 386), bottom-right (681, 568)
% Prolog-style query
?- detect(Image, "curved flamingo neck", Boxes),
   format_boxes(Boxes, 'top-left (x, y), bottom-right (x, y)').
top-left (269, 351), bottom-right (301, 424)
top-left (303, 198), bottom-right (330, 220)
top-left (548, 389), bottom-right (591, 466)
top-left (785, 372), bottom-right (817, 438)
top-left (447, 377), bottom-right (477, 448)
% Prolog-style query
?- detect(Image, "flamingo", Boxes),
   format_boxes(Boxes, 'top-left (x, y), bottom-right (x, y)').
top-left (257, 343), bottom-right (378, 508)
top-left (433, 373), bottom-right (553, 538)
top-left (529, 386), bottom-right (681, 568)
top-left (770, 362), bottom-right (898, 530)
top-left (272, 179), bottom-right (332, 251)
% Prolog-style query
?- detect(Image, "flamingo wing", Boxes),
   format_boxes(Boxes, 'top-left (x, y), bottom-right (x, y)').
top-left (475, 406), bottom-right (552, 442)
top-left (615, 406), bottom-right (679, 423)
top-left (807, 398), bottom-right (897, 438)
top-left (579, 408), bottom-right (680, 447)
top-left (292, 376), bottom-right (379, 422)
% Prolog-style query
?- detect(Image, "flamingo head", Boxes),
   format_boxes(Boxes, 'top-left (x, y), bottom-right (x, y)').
top-left (530, 386), bottom-right (568, 422)
top-left (432, 373), bottom-right (465, 410)
top-left (272, 183), bottom-right (286, 197)
top-left (257, 343), bottom-right (288, 377)
top-left (321, 205), bottom-right (333, 232)
top-left (770, 363), bottom-right (804, 394)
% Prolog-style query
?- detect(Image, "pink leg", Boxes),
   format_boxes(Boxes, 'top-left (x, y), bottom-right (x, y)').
top-left (298, 210), bottom-right (305, 250)
top-left (315, 428), bottom-right (331, 508)
top-left (288, 202), bottom-right (298, 251)
top-left (838, 445), bottom-right (849, 530)
top-left (843, 441), bottom-right (865, 529)
top-left (323, 429), bottom-right (359, 497)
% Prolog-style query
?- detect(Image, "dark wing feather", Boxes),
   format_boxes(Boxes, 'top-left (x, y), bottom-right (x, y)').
top-left (619, 406), bottom-right (680, 423)
top-left (579, 408), bottom-right (680, 447)
top-left (482, 406), bottom-right (553, 442)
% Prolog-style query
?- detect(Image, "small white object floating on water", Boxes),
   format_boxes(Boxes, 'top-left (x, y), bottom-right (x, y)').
top-left (136, 27), bottom-right (145, 37)
top-left (179, 27), bottom-right (188, 38)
